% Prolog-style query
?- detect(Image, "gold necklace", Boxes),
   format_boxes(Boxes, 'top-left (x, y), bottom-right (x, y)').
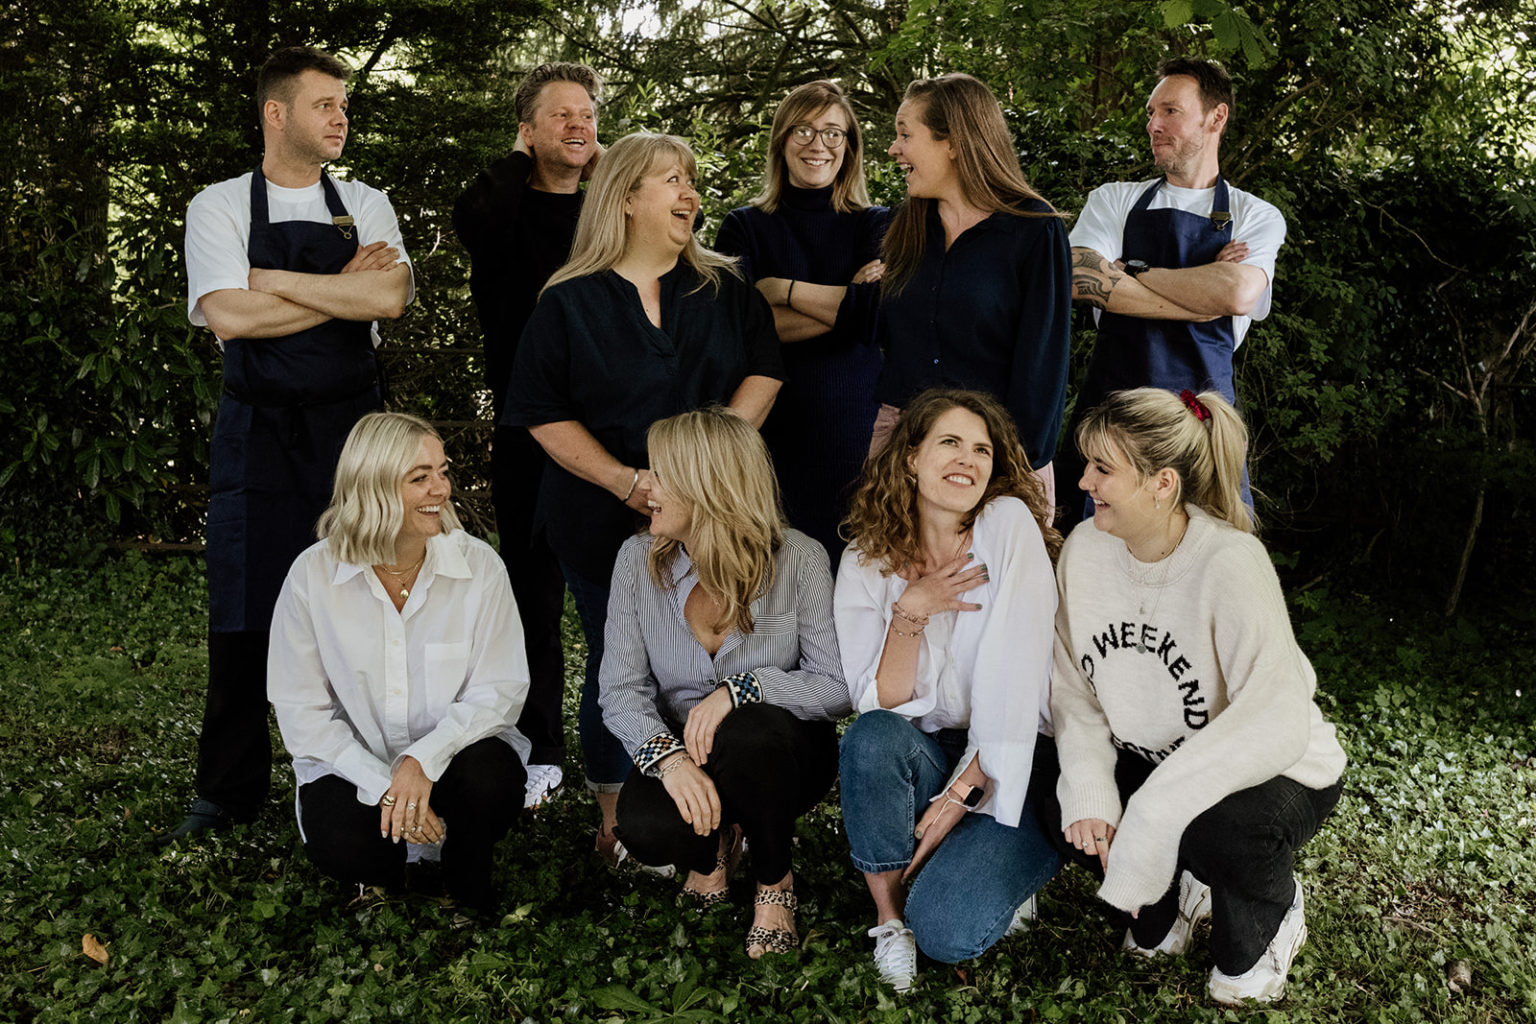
top-left (376, 550), bottom-right (427, 600)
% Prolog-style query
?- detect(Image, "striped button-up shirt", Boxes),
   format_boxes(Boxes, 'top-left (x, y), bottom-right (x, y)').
top-left (599, 529), bottom-right (850, 762)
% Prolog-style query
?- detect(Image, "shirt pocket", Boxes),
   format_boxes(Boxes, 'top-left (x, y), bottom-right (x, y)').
top-left (751, 611), bottom-right (796, 638)
top-left (424, 641), bottom-right (470, 716)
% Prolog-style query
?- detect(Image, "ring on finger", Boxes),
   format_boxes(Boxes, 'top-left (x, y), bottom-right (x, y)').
top-left (406, 801), bottom-right (418, 811)
top-left (380, 795), bottom-right (397, 806)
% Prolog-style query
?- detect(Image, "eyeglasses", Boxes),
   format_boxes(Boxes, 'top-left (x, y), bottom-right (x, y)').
top-left (788, 125), bottom-right (847, 148)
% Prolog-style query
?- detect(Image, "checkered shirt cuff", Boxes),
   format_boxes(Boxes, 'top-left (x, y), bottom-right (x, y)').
top-left (635, 732), bottom-right (686, 776)
top-left (721, 671), bottom-right (763, 709)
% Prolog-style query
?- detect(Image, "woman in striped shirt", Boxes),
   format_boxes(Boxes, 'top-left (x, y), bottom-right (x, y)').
top-left (598, 407), bottom-right (850, 958)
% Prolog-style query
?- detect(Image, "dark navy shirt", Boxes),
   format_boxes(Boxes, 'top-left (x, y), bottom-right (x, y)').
top-left (875, 200), bottom-right (1072, 469)
top-left (504, 262), bottom-right (784, 581)
top-left (453, 151), bottom-right (584, 413)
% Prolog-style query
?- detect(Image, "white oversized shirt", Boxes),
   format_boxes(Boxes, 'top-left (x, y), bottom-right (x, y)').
top-left (1070, 177), bottom-right (1287, 347)
top-left (267, 529), bottom-right (530, 808)
top-left (184, 172), bottom-right (415, 343)
top-left (835, 497), bottom-right (1056, 827)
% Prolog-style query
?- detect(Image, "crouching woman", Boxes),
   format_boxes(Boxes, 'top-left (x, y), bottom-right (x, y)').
top-left (1052, 388), bottom-right (1346, 1004)
top-left (268, 412), bottom-right (530, 911)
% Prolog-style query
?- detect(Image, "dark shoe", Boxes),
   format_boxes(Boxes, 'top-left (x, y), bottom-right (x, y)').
top-left (156, 799), bottom-right (234, 845)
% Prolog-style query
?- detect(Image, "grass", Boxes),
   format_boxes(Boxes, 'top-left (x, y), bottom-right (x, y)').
top-left (1, 552), bottom-right (1532, 1022)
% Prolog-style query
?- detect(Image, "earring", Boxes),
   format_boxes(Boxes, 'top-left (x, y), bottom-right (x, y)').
top-left (1155, 497), bottom-right (1162, 511)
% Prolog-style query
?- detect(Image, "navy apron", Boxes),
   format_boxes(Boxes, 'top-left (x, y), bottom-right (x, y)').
top-left (206, 169), bottom-right (383, 632)
top-left (1077, 176), bottom-right (1251, 511)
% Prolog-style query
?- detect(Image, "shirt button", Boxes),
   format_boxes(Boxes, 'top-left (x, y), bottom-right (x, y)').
top-left (932, 358), bottom-right (939, 365)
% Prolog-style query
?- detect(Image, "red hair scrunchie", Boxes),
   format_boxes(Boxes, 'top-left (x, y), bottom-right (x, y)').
top-left (1179, 389), bottom-right (1212, 423)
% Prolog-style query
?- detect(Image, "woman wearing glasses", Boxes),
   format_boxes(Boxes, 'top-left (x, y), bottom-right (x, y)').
top-left (715, 80), bottom-right (889, 561)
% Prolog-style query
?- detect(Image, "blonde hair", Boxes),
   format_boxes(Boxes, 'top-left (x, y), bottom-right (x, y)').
top-left (883, 74), bottom-right (1062, 296)
top-left (645, 408), bottom-right (785, 634)
top-left (1076, 388), bottom-right (1254, 532)
top-left (542, 133), bottom-right (740, 297)
top-left (317, 412), bottom-right (463, 565)
top-left (843, 389), bottom-right (1062, 573)
top-left (751, 80), bottom-right (871, 215)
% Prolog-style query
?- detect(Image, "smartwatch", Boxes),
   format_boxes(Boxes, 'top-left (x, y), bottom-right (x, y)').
top-left (950, 782), bottom-right (985, 808)
top-left (1122, 259), bottom-right (1150, 278)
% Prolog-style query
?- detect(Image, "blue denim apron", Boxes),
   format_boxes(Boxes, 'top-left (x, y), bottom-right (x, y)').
top-left (1078, 176), bottom-right (1251, 512)
top-left (205, 169), bottom-right (383, 632)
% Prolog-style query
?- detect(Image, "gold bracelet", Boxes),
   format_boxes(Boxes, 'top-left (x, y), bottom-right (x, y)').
top-left (889, 621), bottom-right (924, 639)
top-left (892, 602), bottom-right (929, 627)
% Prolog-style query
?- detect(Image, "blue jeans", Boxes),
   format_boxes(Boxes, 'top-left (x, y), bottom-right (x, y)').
top-left (560, 562), bottom-right (637, 790)
top-left (839, 710), bottom-right (1062, 963)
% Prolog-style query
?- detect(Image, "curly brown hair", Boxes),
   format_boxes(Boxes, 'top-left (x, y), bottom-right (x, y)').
top-left (842, 389), bottom-right (1062, 573)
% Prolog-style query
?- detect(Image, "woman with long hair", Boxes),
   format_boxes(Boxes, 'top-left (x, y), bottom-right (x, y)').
top-left (599, 407), bottom-right (848, 957)
top-left (714, 79), bottom-right (889, 559)
top-left (836, 388), bottom-right (1063, 991)
top-left (504, 132), bottom-right (783, 864)
top-left (873, 73), bottom-right (1071, 509)
top-left (267, 412), bottom-right (528, 912)
top-left (1052, 388), bottom-right (1346, 1005)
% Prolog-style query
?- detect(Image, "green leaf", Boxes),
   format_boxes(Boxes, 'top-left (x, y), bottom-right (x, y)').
top-left (1159, 0), bottom-right (1194, 28)
top-left (589, 985), bottom-right (656, 1014)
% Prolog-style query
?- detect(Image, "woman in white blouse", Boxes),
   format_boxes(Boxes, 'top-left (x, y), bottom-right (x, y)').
top-left (599, 407), bottom-right (849, 958)
top-left (835, 389), bottom-right (1062, 992)
top-left (268, 412), bottom-right (529, 911)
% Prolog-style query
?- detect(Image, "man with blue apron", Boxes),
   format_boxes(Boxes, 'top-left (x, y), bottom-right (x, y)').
top-left (1065, 57), bottom-right (1286, 517)
top-left (169, 46), bottom-right (412, 840)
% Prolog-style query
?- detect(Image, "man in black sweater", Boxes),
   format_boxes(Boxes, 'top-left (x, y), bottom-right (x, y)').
top-left (453, 62), bottom-right (603, 809)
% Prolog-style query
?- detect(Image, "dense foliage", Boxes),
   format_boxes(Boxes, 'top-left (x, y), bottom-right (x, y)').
top-left (1, 555), bottom-right (1531, 1020)
top-left (4, 0), bottom-right (1534, 606)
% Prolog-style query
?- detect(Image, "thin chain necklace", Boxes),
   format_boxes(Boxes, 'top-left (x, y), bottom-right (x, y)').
top-left (376, 549), bottom-right (427, 600)
top-left (1133, 514), bottom-right (1188, 650)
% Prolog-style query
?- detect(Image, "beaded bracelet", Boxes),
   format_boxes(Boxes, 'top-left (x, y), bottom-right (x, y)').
top-left (889, 621), bottom-right (924, 639)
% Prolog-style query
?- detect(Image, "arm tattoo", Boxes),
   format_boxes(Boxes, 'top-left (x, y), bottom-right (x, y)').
top-left (1071, 250), bottom-right (1123, 309)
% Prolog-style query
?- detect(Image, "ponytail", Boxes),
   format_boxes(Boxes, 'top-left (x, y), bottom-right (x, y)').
top-left (1076, 388), bottom-right (1255, 533)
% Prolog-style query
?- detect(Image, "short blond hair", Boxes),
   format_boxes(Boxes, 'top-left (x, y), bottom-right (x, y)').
top-left (646, 407), bottom-right (785, 634)
top-left (317, 412), bottom-right (463, 565)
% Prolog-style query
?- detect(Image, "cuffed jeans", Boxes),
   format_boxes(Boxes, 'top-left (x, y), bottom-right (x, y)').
top-left (839, 710), bottom-right (1062, 963)
top-left (1048, 747), bottom-right (1343, 975)
top-left (615, 703), bottom-right (838, 884)
top-left (559, 562), bottom-right (640, 789)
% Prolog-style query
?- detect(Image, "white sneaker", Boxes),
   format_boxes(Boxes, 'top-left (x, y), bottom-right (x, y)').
top-left (1123, 869), bottom-right (1213, 958)
top-left (1004, 894), bottom-right (1038, 937)
top-left (868, 919), bottom-right (917, 993)
top-left (611, 837), bottom-right (677, 879)
top-left (523, 763), bottom-right (564, 810)
top-left (1207, 875), bottom-right (1307, 1004)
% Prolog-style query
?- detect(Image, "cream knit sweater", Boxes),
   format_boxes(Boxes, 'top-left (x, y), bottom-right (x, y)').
top-left (1051, 505), bottom-right (1347, 912)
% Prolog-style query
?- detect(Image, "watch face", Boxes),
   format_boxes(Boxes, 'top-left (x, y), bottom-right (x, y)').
top-left (962, 786), bottom-right (984, 807)
top-left (1124, 259), bottom-right (1149, 277)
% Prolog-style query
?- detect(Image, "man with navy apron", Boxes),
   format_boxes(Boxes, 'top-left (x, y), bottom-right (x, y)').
top-left (168, 46), bottom-right (413, 840)
top-left (1065, 57), bottom-right (1286, 515)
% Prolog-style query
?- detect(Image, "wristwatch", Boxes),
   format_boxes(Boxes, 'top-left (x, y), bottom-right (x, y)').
top-left (949, 782), bottom-right (985, 808)
top-left (1122, 259), bottom-right (1150, 278)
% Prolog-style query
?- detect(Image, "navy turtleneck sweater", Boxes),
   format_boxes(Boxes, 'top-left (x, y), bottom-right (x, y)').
top-left (715, 185), bottom-right (889, 560)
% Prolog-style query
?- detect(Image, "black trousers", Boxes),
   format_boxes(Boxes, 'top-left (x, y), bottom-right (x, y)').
top-left (1048, 748), bottom-right (1342, 975)
top-left (297, 737), bottom-right (526, 909)
top-left (615, 704), bottom-right (838, 885)
top-left (196, 630), bottom-right (273, 820)
top-left (492, 424), bottom-right (569, 766)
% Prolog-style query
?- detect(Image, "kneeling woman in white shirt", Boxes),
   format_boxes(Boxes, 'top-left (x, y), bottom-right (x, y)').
top-left (268, 412), bottom-right (530, 911)
top-left (836, 388), bottom-right (1063, 992)
top-left (599, 407), bottom-right (849, 959)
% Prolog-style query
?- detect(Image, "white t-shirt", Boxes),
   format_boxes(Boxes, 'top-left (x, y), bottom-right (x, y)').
top-left (184, 172), bottom-right (415, 343)
top-left (1069, 177), bottom-right (1286, 347)
top-left (267, 529), bottom-right (530, 808)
